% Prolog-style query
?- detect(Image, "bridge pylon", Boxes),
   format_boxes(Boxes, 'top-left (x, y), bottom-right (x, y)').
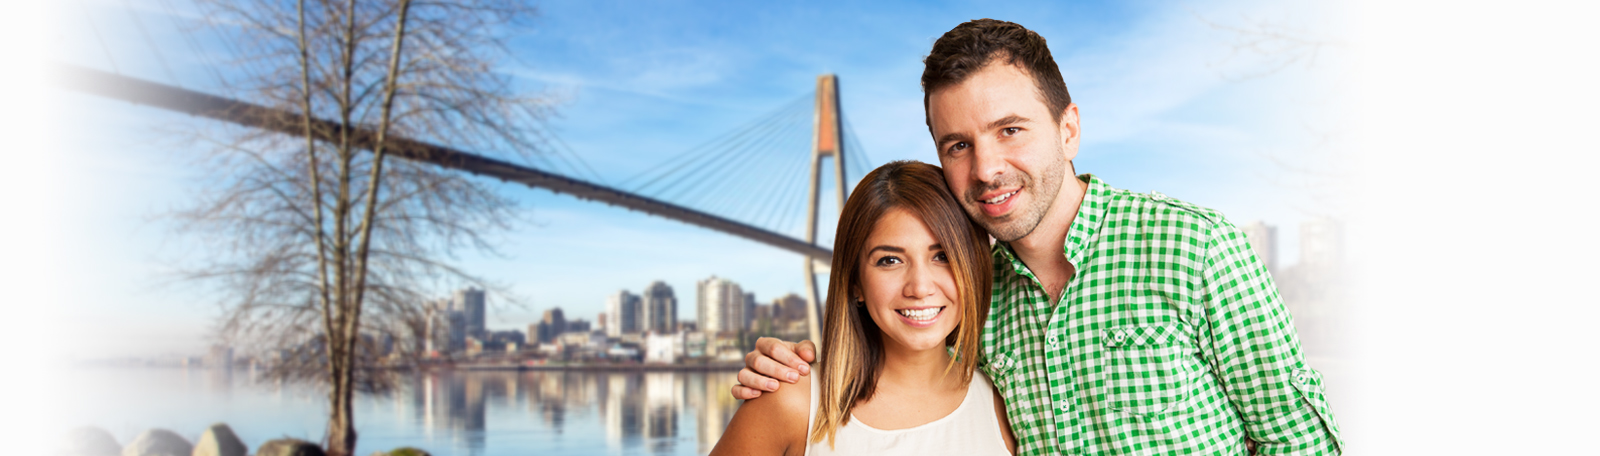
top-left (803, 74), bottom-right (847, 348)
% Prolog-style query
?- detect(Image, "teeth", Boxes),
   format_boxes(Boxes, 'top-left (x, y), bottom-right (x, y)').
top-left (984, 191), bottom-right (1017, 204)
top-left (897, 307), bottom-right (942, 321)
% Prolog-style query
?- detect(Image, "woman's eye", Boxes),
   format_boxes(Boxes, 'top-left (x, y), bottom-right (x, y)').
top-left (1002, 127), bottom-right (1021, 136)
top-left (874, 256), bottom-right (903, 267)
top-left (933, 251), bottom-right (949, 263)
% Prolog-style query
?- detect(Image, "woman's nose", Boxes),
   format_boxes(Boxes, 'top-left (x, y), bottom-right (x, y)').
top-left (903, 264), bottom-right (938, 299)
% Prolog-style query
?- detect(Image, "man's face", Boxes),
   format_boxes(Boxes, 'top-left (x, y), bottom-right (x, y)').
top-left (928, 62), bottom-right (1078, 242)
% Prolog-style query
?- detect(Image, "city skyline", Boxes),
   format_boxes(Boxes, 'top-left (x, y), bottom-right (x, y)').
top-left (41, 0), bottom-right (1348, 358)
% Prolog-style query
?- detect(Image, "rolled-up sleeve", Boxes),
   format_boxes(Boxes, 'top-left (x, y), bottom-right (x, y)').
top-left (1200, 223), bottom-right (1343, 455)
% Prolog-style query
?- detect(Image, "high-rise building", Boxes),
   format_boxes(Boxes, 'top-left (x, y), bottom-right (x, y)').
top-left (1300, 217), bottom-right (1343, 267)
top-left (641, 281), bottom-right (678, 334)
top-left (607, 290), bottom-right (642, 337)
top-left (772, 293), bottom-right (808, 332)
top-left (454, 288), bottom-right (486, 339)
top-left (1239, 221), bottom-right (1279, 273)
top-left (696, 276), bottom-right (747, 334)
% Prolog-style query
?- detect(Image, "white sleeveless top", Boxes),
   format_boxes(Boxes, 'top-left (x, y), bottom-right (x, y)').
top-left (804, 372), bottom-right (1011, 455)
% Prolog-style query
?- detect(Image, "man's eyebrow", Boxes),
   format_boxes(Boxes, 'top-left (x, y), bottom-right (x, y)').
top-left (986, 114), bottom-right (1030, 131)
top-left (935, 131), bottom-right (970, 146)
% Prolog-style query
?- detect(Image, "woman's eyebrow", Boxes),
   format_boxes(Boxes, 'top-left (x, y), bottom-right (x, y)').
top-left (867, 245), bottom-right (906, 255)
top-left (929, 243), bottom-right (944, 251)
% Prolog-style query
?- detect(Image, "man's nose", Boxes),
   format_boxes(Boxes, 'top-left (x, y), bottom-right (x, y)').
top-left (971, 143), bottom-right (1006, 185)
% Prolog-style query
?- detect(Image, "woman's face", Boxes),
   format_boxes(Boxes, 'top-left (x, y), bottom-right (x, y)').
top-left (857, 207), bottom-right (963, 353)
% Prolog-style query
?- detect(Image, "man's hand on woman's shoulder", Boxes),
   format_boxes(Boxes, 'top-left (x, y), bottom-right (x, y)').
top-left (730, 337), bottom-right (818, 400)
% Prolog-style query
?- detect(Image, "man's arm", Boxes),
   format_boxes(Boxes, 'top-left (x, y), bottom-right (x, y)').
top-left (730, 337), bottom-right (817, 400)
top-left (1200, 223), bottom-right (1342, 455)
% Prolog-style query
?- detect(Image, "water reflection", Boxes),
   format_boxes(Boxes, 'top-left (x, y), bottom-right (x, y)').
top-left (406, 370), bottom-right (740, 455)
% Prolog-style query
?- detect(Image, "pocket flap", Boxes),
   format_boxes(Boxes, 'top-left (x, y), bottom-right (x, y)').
top-left (1102, 324), bottom-right (1179, 348)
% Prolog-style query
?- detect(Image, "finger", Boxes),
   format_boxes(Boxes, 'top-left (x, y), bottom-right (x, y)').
top-left (730, 384), bottom-right (763, 400)
top-left (750, 349), bottom-right (800, 383)
top-left (763, 342), bottom-right (806, 376)
top-left (797, 340), bottom-right (818, 367)
top-left (737, 367), bottom-right (781, 392)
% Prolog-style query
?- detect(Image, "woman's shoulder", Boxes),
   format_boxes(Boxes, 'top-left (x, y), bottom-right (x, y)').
top-left (709, 364), bottom-right (815, 456)
top-left (745, 365), bottom-right (814, 423)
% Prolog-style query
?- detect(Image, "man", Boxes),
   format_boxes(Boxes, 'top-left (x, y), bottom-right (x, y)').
top-left (734, 19), bottom-right (1342, 455)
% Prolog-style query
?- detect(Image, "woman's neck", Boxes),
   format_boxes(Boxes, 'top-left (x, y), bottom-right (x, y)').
top-left (876, 340), bottom-right (959, 390)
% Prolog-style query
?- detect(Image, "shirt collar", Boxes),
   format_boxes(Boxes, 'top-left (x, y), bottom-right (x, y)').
top-left (995, 174), bottom-right (1110, 275)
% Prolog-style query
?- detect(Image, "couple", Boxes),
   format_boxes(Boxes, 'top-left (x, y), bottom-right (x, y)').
top-left (715, 19), bottom-right (1342, 456)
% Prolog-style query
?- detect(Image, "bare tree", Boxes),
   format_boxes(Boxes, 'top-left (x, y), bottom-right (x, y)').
top-left (174, 1), bottom-right (549, 454)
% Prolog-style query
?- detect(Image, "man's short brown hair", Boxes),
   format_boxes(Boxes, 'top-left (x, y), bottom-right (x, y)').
top-left (921, 19), bottom-right (1072, 127)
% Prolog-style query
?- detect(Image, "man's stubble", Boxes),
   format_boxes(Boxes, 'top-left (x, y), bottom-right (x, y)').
top-left (961, 140), bottom-right (1069, 243)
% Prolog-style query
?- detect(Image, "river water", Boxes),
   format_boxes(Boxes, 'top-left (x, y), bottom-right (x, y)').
top-left (55, 366), bottom-right (743, 455)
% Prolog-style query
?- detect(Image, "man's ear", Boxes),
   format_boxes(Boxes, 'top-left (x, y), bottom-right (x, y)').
top-left (1059, 102), bottom-right (1080, 162)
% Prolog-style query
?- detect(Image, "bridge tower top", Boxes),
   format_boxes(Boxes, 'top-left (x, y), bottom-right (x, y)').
top-left (802, 74), bottom-right (848, 346)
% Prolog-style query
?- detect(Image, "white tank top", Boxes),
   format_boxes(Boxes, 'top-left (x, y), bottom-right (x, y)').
top-left (804, 372), bottom-right (1011, 455)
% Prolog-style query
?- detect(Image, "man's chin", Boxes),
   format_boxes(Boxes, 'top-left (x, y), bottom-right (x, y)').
top-left (981, 218), bottom-right (1036, 243)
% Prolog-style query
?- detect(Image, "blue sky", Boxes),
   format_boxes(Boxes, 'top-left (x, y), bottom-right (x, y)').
top-left (47, 0), bottom-right (1350, 358)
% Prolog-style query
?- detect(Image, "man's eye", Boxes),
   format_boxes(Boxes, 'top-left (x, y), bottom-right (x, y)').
top-left (1002, 127), bottom-right (1021, 136)
top-left (946, 142), bottom-right (969, 155)
top-left (874, 256), bottom-right (903, 267)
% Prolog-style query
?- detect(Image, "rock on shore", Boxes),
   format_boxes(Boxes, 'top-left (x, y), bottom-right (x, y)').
top-left (192, 423), bottom-right (247, 456)
top-left (121, 429), bottom-right (192, 456)
top-left (56, 426), bottom-right (121, 456)
top-left (256, 438), bottom-right (326, 456)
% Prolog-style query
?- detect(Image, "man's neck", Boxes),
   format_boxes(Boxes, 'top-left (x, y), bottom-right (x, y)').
top-left (1008, 175), bottom-right (1089, 304)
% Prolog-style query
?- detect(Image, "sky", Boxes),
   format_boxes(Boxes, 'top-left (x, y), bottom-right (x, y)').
top-left (12, 0), bottom-right (1600, 452)
top-left (41, 0), bottom-right (1351, 358)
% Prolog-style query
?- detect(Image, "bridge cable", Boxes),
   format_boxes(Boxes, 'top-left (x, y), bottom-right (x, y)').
top-left (155, 0), bottom-right (228, 89)
top-left (756, 151), bottom-right (814, 235)
top-left (76, 0), bottom-right (121, 74)
top-left (686, 104), bottom-right (809, 210)
top-left (625, 93), bottom-right (807, 190)
top-left (706, 116), bottom-right (812, 223)
top-left (635, 94), bottom-right (810, 201)
top-left (745, 136), bottom-right (815, 233)
top-left (626, 93), bottom-right (812, 194)
top-left (649, 97), bottom-right (809, 202)
top-left (121, 0), bottom-right (181, 85)
top-left (733, 127), bottom-right (813, 227)
top-left (683, 103), bottom-right (811, 213)
top-left (651, 110), bottom-right (797, 204)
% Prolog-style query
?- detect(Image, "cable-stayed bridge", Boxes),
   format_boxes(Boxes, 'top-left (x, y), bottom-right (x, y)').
top-left (51, 5), bottom-right (877, 343)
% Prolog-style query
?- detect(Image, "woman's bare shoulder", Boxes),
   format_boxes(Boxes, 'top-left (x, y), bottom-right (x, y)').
top-left (709, 364), bottom-right (814, 456)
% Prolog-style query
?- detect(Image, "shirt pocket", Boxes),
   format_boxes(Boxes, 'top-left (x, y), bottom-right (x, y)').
top-left (1099, 324), bottom-right (1194, 416)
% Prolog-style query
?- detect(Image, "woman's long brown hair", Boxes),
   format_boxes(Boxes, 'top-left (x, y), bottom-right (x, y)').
top-left (808, 160), bottom-right (992, 448)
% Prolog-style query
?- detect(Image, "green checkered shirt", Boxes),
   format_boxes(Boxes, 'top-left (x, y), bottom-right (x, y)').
top-left (981, 175), bottom-right (1342, 455)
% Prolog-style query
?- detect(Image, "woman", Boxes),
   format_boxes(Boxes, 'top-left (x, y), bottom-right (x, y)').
top-left (712, 161), bottom-right (1015, 455)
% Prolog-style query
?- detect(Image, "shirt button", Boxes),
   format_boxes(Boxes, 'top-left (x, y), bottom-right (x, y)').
top-left (1047, 336), bottom-right (1059, 346)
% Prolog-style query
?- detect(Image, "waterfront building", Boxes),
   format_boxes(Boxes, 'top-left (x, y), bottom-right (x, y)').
top-left (696, 276), bottom-right (748, 334)
top-left (206, 345), bottom-right (233, 369)
top-left (1240, 220), bottom-right (1279, 274)
top-left (772, 293), bottom-right (809, 333)
top-left (641, 281), bottom-right (678, 334)
top-left (644, 332), bottom-right (684, 363)
top-left (606, 290), bottom-right (642, 337)
top-left (454, 288), bottom-right (487, 339)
